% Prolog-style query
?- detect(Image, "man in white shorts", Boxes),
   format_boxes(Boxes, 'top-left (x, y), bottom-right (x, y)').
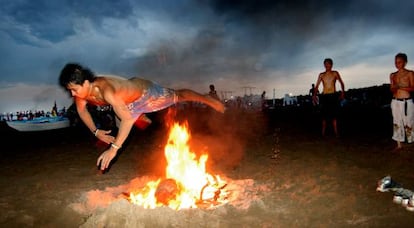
top-left (390, 53), bottom-right (414, 151)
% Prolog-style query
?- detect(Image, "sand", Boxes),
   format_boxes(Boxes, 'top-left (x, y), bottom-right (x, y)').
top-left (1, 105), bottom-right (414, 227)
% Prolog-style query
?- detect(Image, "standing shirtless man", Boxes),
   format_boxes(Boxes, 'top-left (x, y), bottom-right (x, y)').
top-left (313, 58), bottom-right (345, 137)
top-left (59, 63), bottom-right (225, 171)
top-left (390, 53), bottom-right (414, 150)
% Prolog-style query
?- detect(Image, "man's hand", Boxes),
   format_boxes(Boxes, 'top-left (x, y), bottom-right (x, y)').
top-left (95, 129), bottom-right (115, 144)
top-left (97, 148), bottom-right (117, 170)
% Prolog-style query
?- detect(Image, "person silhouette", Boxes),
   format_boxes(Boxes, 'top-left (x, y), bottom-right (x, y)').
top-left (313, 58), bottom-right (345, 137)
top-left (209, 84), bottom-right (220, 101)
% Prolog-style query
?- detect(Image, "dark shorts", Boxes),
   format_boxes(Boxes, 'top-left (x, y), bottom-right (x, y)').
top-left (319, 93), bottom-right (340, 120)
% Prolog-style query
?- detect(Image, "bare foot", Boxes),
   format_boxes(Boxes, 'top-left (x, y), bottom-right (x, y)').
top-left (135, 114), bottom-right (152, 129)
top-left (215, 101), bottom-right (225, 113)
top-left (207, 96), bottom-right (225, 113)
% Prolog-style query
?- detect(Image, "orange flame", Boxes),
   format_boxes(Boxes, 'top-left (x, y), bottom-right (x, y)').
top-left (129, 122), bottom-right (227, 210)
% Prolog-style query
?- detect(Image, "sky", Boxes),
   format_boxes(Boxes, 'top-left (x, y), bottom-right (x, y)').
top-left (1, 0), bottom-right (414, 113)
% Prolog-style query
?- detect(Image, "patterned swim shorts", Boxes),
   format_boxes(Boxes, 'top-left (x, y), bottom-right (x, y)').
top-left (127, 82), bottom-right (178, 119)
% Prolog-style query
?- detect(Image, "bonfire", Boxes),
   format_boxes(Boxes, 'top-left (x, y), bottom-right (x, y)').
top-left (128, 121), bottom-right (228, 210)
top-left (70, 119), bottom-right (269, 227)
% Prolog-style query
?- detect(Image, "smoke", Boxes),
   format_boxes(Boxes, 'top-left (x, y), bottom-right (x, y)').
top-left (131, 27), bottom-right (261, 89)
top-left (129, 106), bottom-right (267, 176)
top-left (183, 108), bottom-right (267, 173)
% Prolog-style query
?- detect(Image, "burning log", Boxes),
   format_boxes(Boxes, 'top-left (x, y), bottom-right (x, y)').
top-left (155, 178), bottom-right (179, 205)
top-left (214, 184), bottom-right (227, 201)
top-left (199, 183), bottom-right (228, 201)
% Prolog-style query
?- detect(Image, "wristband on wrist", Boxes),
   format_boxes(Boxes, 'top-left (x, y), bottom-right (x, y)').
top-left (93, 129), bottom-right (99, 136)
top-left (111, 143), bottom-right (121, 150)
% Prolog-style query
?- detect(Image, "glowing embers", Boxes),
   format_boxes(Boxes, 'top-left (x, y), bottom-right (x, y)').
top-left (129, 122), bottom-right (228, 210)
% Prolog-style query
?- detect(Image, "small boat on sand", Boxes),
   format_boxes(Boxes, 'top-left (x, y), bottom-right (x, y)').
top-left (6, 116), bottom-right (70, 132)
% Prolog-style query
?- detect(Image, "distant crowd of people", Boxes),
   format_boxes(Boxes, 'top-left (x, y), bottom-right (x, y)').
top-left (1, 106), bottom-right (66, 122)
top-left (208, 84), bottom-right (267, 111)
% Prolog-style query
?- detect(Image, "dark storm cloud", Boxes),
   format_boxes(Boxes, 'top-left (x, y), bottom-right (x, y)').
top-left (130, 0), bottom-right (341, 82)
top-left (162, 0), bottom-right (413, 71)
top-left (1, 0), bottom-right (135, 44)
top-left (204, 0), bottom-right (414, 66)
top-left (208, 0), bottom-right (414, 27)
top-left (1, 0), bottom-right (414, 111)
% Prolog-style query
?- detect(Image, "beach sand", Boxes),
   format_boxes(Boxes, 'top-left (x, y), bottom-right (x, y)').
top-left (1, 105), bottom-right (414, 227)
